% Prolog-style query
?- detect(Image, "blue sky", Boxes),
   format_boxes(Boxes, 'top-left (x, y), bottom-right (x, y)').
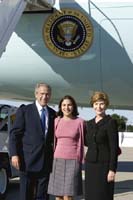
top-left (0, 99), bottom-right (133, 125)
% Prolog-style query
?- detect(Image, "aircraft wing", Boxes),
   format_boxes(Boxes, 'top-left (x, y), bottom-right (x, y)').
top-left (0, 0), bottom-right (28, 57)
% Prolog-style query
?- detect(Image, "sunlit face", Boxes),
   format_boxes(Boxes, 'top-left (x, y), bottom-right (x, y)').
top-left (61, 99), bottom-right (74, 118)
top-left (93, 100), bottom-right (106, 116)
top-left (35, 86), bottom-right (51, 107)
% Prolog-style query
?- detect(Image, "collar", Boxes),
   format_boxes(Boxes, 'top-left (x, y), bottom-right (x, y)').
top-left (35, 100), bottom-right (47, 112)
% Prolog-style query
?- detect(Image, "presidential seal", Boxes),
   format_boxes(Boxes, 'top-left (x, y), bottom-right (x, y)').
top-left (43, 8), bottom-right (93, 58)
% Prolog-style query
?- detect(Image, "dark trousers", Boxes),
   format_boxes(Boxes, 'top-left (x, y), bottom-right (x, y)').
top-left (19, 171), bottom-right (50, 200)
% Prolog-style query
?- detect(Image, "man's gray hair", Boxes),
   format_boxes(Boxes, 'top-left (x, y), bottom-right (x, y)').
top-left (35, 83), bottom-right (52, 93)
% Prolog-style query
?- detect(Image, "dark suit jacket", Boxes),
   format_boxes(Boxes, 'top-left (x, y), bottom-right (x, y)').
top-left (85, 115), bottom-right (118, 171)
top-left (9, 103), bottom-right (56, 173)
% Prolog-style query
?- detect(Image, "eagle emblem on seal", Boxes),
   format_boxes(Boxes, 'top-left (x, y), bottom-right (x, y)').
top-left (43, 8), bottom-right (93, 58)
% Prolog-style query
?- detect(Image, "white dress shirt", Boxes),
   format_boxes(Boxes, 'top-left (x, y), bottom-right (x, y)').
top-left (35, 100), bottom-right (49, 135)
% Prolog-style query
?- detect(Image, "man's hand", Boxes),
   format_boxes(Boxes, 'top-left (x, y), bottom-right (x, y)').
top-left (11, 156), bottom-right (20, 170)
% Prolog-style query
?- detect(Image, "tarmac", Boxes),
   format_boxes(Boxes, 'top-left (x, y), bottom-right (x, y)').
top-left (51, 147), bottom-right (133, 200)
top-left (7, 147), bottom-right (133, 200)
top-left (113, 147), bottom-right (133, 200)
top-left (75, 147), bottom-right (133, 200)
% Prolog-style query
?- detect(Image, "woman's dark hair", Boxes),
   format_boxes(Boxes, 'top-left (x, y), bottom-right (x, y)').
top-left (57, 95), bottom-right (79, 117)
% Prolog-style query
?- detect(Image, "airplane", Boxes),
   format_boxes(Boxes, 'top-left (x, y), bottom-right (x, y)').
top-left (1, 0), bottom-right (133, 196)
top-left (0, 0), bottom-right (133, 111)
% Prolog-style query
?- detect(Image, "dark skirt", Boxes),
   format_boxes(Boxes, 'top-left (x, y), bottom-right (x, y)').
top-left (85, 162), bottom-right (114, 200)
top-left (48, 158), bottom-right (83, 196)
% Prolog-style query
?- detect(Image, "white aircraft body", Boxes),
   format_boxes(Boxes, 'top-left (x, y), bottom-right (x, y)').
top-left (0, 0), bottom-right (27, 57)
top-left (0, 1), bottom-right (133, 195)
top-left (0, 0), bottom-right (133, 109)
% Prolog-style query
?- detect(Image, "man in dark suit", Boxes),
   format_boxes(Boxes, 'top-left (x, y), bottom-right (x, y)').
top-left (9, 83), bottom-right (56, 200)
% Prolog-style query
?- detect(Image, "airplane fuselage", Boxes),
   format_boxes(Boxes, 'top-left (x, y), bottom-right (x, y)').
top-left (0, 0), bottom-right (133, 109)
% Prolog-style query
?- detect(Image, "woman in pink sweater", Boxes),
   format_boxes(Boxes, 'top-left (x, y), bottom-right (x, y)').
top-left (48, 95), bottom-right (86, 200)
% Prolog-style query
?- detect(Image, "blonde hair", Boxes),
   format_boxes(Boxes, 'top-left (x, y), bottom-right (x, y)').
top-left (90, 91), bottom-right (109, 107)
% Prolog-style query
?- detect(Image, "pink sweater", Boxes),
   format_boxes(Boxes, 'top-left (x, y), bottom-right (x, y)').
top-left (54, 117), bottom-right (85, 163)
